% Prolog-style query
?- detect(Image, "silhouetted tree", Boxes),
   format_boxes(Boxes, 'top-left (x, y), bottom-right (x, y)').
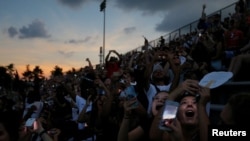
top-left (51, 65), bottom-right (63, 77)
top-left (32, 66), bottom-right (45, 92)
top-left (33, 66), bottom-right (44, 80)
top-left (22, 65), bottom-right (33, 81)
top-left (0, 64), bottom-right (19, 91)
top-left (6, 63), bottom-right (15, 78)
top-left (12, 70), bottom-right (22, 92)
top-left (0, 66), bottom-right (12, 90)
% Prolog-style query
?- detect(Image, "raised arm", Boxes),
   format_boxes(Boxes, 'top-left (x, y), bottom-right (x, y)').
top-left (105, 50), bottom-right (112, 63)
top-left (86, 58), bottom-right (93, 69)
top-left (201, 4), bottom-right (206, 19)
top-left (117, 98), bottom-right (142, 141)
top-left (143, 50), bottom-right (160, 90)
top-left (197, 86), bottom-right (211, 141)
top-left (113, 50), bottom-right (122, 61)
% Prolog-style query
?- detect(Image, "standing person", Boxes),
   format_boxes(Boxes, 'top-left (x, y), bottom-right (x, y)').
top-left (223, 19), bottom-right (245, 67)
top-left (223, 19), bottom-right (244, 51)
top-left (105, 50), bottom-right (122, 78)
top-left (197, 4), bottom-right (208, 33)
top-left (64, 79), bottom-right (93, 141)
top-left (159, 36), bottom-right (166, 49)
top-left (143, 49), bottom-right (181, 117)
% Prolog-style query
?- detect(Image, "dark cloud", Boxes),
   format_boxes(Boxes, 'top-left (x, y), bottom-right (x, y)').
top-left (156, 1), bottom-right (237, 32)
top-left (7, 26), bottom-right (18, 37)
top-left (18, 20), bottom-right (50, 39)
top-left (58, 0), bottom-right (89, 8)
top-left (115, 0), bottom-right (176, 14)
top-left (123, 27), bottom-right (136, 34)
top-left (114, 0), bottom-right (236, 15)
top-left (155, 2), bottom-right (199, 32)
top-left (114, 0), bottom-right (237, 32)
top-left (7, 20), bottom-right (50, 39)
top-left (58, 50), bottom-right (74, 58)
top-left (66, 36), bottom-right (92, 44)
top-left (67, 39), bottom-right (83, 44)
top-left (82, 36), bottom-right (92, 42)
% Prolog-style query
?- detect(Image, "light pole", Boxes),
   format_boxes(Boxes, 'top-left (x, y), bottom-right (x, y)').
top-left (99, 46), bottom-right (102, 65)
top-left (100, 0), bottom-right (106, 66)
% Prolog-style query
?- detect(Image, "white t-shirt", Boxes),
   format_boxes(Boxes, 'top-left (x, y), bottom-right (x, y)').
top-left (75, 95), bottom-right (92, 130)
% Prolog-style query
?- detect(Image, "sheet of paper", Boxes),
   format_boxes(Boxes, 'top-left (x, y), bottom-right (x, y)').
top-left (199, 71), bottom-right (233, 89)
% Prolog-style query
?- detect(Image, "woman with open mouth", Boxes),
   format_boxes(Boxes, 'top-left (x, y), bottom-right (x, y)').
top-left (149, 79), bottom-right (206, 141)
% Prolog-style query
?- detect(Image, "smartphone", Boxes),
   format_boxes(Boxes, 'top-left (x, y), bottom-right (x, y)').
top-left (159, 100), bottom-right (179, 131)
top-left (25, 118), bottom-right (36, 127)
top-left (124, 85), bottom-right (139, 108)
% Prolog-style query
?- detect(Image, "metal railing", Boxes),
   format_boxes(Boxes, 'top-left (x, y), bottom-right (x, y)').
top-left (127, 2), bottom-right (237, 53)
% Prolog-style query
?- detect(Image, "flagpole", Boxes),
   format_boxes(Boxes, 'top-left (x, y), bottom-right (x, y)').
top-left (100, 0), bottom-right (106, 66)
top-left (103, 5), bottom-right (105, 66)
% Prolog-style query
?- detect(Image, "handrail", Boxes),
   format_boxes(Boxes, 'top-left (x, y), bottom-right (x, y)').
top-left (223, 81), bottom-right (250, 86)
top-left (126, 2), bottom-right (238, 53)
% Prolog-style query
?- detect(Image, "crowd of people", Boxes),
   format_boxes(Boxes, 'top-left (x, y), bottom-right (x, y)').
top-left (1, 1), bottom-right (250, 141)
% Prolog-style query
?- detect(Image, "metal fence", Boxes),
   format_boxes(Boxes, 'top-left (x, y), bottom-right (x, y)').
top-left (127, 2), bottom-right (237, 53)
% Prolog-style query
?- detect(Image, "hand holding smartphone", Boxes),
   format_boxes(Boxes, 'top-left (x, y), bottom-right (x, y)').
top-left (158, 100), bottom-right (179, 131)
top-left (124, 85), bottom-right (139, 108)
top-left (25, 118), bottom-right (36, 128)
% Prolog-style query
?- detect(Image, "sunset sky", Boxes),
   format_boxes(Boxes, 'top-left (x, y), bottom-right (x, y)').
top-left (0, 0), bottom-right (237, 78)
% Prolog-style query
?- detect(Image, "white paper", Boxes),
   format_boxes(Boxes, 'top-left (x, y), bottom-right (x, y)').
top-left (199, 71), bottom-right (233, 89)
